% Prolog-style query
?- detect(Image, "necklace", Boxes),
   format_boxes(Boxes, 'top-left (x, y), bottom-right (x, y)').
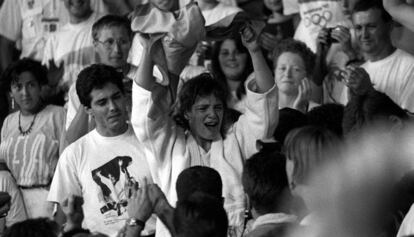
top-left (18, 112), bottom-right (37, 136)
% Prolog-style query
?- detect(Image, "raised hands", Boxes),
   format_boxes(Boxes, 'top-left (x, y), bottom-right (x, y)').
top-left (317, 26), bottom-right (353, 55)
top-left (61, 195), bottom-right (84, 232)
top-left (240, 23), bottom-right (261, 53)
top-left (343, 66), bottom-right (374, 96)
top-left (126, 178), bottom-right (153, 222)
top-left (293, 78), bottom-right (312, 113)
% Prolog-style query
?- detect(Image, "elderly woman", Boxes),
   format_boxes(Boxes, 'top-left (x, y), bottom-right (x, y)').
top-left (131, 26), bottom-right (277, 236)
top-left (211, 34), bottom-right (254, 113)
top-left (273, 39), bottom-right (318, 113)
top-left (0, 59), bottom-right (65, 218)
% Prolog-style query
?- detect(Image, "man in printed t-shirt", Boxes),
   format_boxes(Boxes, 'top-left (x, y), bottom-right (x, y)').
top-left (47, 64), bottom-right (155, 237)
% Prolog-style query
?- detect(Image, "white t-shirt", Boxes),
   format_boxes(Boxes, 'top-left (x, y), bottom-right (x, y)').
top-left (0, 170), bottom-right (27, 227)
top-left (360, 49), bottom-right (414, 112)
top-left (42, 11), bottom-right (102, 92)
top-left (47, 126), bottom-right (155, 237)
top-left (0, 105), bottom-right (65, 186)
top-left (282, 0), bottom-right (351, 52)
top-left (0, 0), bottom-right (107, 61)
top-left (398, 203), bottom-right (414, 237)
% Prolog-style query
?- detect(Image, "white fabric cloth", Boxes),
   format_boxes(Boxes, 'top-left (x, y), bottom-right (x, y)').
top-left (282, 0), bottom-right (300, 15)
top-left (131, 77), bottom-right (278, 237)
top-left (201, 2), bottom-right (242, 27)
top-left (361, 49), bottom-right (414, 112)
top-left (0, 105), bottom-right (65, 187)
top-left (130, 2), bottom-right (205, 84)
top-left (21, 188), bottom-right (53, 218)
top-left (0, 171), bottom-right (27, 226)
top-left (0, 0), bottom-right (107, 61)
top-left (397, 203), bottom-right (414, 237)
top-left (282, 0), bottom-right (351, 52)
top-left (340, 49), bottom-right (414, 112)
top-left (42, 11), bottom-right (102, 92)
top-left (47, 126), bottom-right (155, 237)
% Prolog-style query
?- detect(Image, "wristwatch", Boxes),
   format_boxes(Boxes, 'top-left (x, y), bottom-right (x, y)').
top-left (126, 218), bottom-right (145, 229)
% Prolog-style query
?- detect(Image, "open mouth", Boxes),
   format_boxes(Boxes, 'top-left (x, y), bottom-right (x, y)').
top-left (204, 121), bottom-right (218, 128)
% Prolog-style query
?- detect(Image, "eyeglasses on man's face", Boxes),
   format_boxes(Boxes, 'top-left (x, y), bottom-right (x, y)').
top-left (95, 38), bottom-right (131, 49)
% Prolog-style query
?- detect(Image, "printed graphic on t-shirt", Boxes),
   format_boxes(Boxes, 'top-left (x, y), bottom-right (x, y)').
top-left (91, 156), bottom-right (138, 219)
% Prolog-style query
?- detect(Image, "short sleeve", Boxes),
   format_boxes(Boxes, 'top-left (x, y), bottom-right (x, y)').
top-left (0, 0), bottom-right (22, 41)
top-left (47, 146), bottom-right (82, 205)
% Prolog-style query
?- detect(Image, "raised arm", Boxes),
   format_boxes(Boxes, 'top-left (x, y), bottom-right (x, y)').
top-left (240, 25), bottom-right (275, 93)
top-left (384, 0), bottom-right (414, 32)
top-left (133, 35), bottom-right (156, 91)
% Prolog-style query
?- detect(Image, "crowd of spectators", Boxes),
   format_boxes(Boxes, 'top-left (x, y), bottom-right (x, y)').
top-left (0, 0), bottom-right (414, 237)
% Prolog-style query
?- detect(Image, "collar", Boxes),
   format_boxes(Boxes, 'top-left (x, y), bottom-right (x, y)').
top-left (252, 213), bottom-right (297, 230)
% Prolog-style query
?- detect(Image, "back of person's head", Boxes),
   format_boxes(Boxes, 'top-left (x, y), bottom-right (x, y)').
top-left (173, 73), bottom-right (228, 130)
top-left (343, 90), bottom-right (408, 134)
top-left (1, 58), bottom-right (48, 92)
top-left (4, 218), bottom-right (59, 237)
top-left (92, 15), bottom-right (132, 41)
top-left (307, 103), bottom-right (344, 138)
top-left (274, 108), bottom-right (308, 145)
top-left (272, 39), bottom-right (316, 77)
top-left (352, 0), bottom-right (392, 23)
top-left (284, 126), bottom-right (340, 186)
top-left (174, 192), bottom-right (228, 237)
top-left (242, 150), bottom-right (289, 214)
top-left (176, 166), bottom-right (223, 201)
top-left (76, 64), bottom-right (124, 108)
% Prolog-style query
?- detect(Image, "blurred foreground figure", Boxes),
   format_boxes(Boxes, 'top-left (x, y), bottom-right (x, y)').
top-left (290, 125), bottom-right (414, 237)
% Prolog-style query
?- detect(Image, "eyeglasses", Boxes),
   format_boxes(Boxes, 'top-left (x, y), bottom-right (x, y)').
top-left (95, 38), bottom-right (131, 49)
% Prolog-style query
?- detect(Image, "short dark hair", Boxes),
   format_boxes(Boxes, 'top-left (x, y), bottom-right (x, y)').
top-left (92, 15), bottom-right (132, 41)
top-left (1, 58), bottom-right (48, 92)
top-left (242, 151), bottom-right (289, 214)
top-left (272, 39), bottom-right (316, 76)
top-left (343, 90), bottom-right (408, 134)
top-left (76, 64), bottom-right (124, 108)
top-left (176, 166), bottom-right (223, 201)
top-left (211, 35), bottom-right (253, 100)
top-left (173, 73), bottom-right (228, 130)
top-left (352, 0), bottom-right (392, 23)
top-left (4, 218), bottom-right (59, 237)
top-left (274, 108), bottom-right (308, 144)
top-left (174, 192), bottom-right (228, 237)
top-left (307, 103), bottom-right (345, 137)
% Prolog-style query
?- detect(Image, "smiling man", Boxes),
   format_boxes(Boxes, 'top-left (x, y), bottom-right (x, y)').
top-left (48, 64), bottom-right (155, 237)
top-left (350, 0), bottom-right (414, 112)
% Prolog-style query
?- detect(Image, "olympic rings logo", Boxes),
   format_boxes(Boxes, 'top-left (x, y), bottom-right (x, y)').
top-left (303, 10), bottom-right (333, 27)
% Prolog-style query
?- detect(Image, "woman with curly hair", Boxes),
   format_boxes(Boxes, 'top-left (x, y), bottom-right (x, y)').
top-left (0, 59), bottom-right (65, 218)
top-left (273, 39), bottom-right (318, 113)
